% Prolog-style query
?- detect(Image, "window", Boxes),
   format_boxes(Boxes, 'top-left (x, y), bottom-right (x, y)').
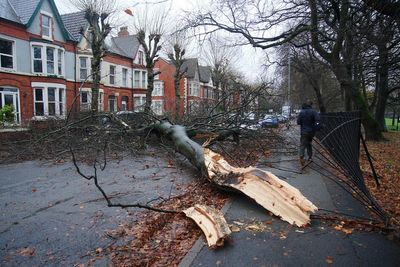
top-left (151, 100), bottom-right (163, 115)
top-left (134, 94), bottom-right (146, 112)
top-left (58, 49), bottom-right (63, 75)
top-left (188, 81), bottom-right (200, 96)
top-left (33, 83), bottom-right (65, 117)
top-left (31, 43), bottom-right (64, 75)
top-left (46, 47), bottom-right (55, 74)
top-left (79, 57), bottom-right (92, 80)
top-left (108, 95), bottom-right (117, 112)
top-left (109, 65), bottom-right (116, 85)
top-left (80, 89), bottom-right (103, 111)
top-left (138, 51), bottom-right (144, 65)
top-left (121, 96), bottom-right (128, 111)
top-left (122, 68), bottom-right (128, 87)
top-left (134, 70), bottom-right (140, 87)
top-left (41, 14), bottom-right (52, 39)
top-left (33, 46), bottom-right (43, 73)
top-left (188, 100), bottom-right (200, 114)
top-left (0, 39), bottom-right (15, 70)
top-left (141, 71), bottom-right (146, 88)
top-left (152, 81), bottom-right (163, 96)
top-left (0, 87), bottom-right (20, 124)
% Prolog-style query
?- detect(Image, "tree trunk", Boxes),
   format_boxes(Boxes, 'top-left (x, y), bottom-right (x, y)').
top-left (152, 121), bottom-right (317, 227)
top-left (91, 50), bottom-right (101, 113)
top-left (174, 75), bottom-right (181, 121)
top-left (374, 43), bottom-right (390, 131)
top-left (145, 67), bottom-right (154, 113)
top-left (331, 62), bottom-right (383, 140)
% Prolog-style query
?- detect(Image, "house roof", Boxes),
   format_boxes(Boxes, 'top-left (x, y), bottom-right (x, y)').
top-left (61, 11), bottom-right (87, 42)
top-left (180, 58), bottom-right (198, 78)
top-left (199, 65), bottom-right (212, 83)
top-left (7, 0), bottom-right (41, 24)
top-left (3, 0), bottom-right (73, 41)
top-left (109, 35), bottom-right (140, 59)
top-left (0, 0), bottom-right (21, 23)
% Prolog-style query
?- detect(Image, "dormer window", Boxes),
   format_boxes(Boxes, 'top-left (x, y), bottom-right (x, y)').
top-left (41, 13), bottom-right (52, 40)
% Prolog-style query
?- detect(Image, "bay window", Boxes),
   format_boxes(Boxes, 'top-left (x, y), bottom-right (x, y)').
top-left (32, 83), bottom-right (65, 117)
top-left (31, 43), bottom-right (64, 76)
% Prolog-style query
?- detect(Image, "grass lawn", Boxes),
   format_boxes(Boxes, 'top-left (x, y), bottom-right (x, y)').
top-left (386, 118), bottom-right (399, 131)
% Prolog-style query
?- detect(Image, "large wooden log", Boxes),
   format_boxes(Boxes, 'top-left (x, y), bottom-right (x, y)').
top-left (204, 148), bottom-right (317, 227)
top-left (153, 121), bottom-right (317, 227)
top-left (183, 205), bottom-right (231, 248)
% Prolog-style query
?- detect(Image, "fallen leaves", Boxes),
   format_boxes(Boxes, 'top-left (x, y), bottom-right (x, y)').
top-left (109, 182), bottom-right (229, 267)
top-left (19, 247), bottom-right (35, 257)
top-left (325, 255), bottom-right (334, 264)
top-left (361, 132), bottom-right (400, 229)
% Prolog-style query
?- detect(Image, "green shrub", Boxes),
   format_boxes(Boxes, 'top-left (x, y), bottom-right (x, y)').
top-left (0, 105), bottom-right (15, 123)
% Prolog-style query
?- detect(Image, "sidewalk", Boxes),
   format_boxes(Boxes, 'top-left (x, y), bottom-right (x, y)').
top-left (179, 137), bottom-right (400, 266)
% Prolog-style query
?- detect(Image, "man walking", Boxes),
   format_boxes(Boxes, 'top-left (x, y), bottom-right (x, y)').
top-left (297, 101), bottom-right (320, 167)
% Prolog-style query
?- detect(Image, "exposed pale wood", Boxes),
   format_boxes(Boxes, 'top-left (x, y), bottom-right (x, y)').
top-left (183, 205), bottom-right (231, 248)
top-left (152, 121), bottom-right (317, 228)
top-left (204, 148), bottom-right (318, 227)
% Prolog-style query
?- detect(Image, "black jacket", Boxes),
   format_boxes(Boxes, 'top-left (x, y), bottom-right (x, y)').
top-left (297, 105), bottom-right (320, 134)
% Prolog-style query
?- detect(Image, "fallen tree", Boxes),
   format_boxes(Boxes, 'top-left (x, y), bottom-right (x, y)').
top-left (152, 120), bottom-right (318, 227)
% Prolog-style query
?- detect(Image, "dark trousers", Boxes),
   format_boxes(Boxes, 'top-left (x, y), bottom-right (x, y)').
top-left (300, 133), bottom-right (314, 159)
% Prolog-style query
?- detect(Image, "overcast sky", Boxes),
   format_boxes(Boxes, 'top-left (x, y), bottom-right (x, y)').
top-left (54, 0), bottom-right (266, 82)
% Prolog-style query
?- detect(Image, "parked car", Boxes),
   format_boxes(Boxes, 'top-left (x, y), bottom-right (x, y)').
top-left (258, 115), bottom-right (279, 128)
top-left (276, 114), bottom-right (289, 123)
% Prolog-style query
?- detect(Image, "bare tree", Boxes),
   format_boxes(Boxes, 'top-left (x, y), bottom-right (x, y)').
top-left (73, 0), bottom-right (115, 113)
top-left (126, 5), bottom-right (170, 113)
top-left (166, 30), bottom-right (189, 121)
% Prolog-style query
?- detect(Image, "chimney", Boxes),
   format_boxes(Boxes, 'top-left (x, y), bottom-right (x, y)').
top-left (118, 26), bottom-right (129, 37)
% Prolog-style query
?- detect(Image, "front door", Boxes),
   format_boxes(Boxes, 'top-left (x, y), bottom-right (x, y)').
top-left (0, 87), bottom-right (20, 124)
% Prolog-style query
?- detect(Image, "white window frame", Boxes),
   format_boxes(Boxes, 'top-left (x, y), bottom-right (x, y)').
top-left (152, 81), bottom-right (164, 96)
top-left (79, 88), bottom-right (104, 111)
top-left (141, 71), bottom-right (147, 88)
top-left (109, 65), bottom-right (116, 85)
top-left (122, 68), bottom-right (128, 87)
top-left (134, 70), bottom-right (140, 88)
top-left (188, 81), bottom-right (200, 96)
top-left (32, 82), bottom-right (66, 119)
top-left (40, 11), bottom-right (53, 41)
top-left (0, 37), bottom-right (16, 71)
top-left (151, 100), bottom-right (163, 115)
top-left (133, 94), bottom-right (146, 112)
top-left (31, 42), bottom-right (64, 76)
top-left (121, 96), bottom-right (129, 111)
top-left (108, 95), bottom-right (117, 112)
top-left (79, 56), bottom-right (92, 81)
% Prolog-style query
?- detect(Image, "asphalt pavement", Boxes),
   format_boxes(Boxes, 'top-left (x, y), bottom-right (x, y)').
top-left (179, 129), bottom-right (400, 267)
top-left (0, 149), bottom-right (197, 266)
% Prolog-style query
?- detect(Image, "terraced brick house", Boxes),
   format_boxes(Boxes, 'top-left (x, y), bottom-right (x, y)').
top-left (0, 0), bottom-right (148, 126)
top-left (154, 57), bottom-right (218, 117)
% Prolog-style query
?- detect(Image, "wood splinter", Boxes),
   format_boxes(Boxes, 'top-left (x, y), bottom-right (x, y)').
top-left (183, 205), bottom-right (231, 248)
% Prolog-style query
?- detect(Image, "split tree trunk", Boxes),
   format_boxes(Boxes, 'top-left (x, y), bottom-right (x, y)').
top-left (153, 121), bottom-right (317, 227)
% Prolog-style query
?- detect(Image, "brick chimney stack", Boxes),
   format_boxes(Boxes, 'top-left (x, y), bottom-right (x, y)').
top-left (118, 26), bottom-right (129, 37)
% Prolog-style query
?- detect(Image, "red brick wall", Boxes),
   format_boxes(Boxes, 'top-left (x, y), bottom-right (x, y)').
top-left (155, 58), bottom-right (186, 117)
